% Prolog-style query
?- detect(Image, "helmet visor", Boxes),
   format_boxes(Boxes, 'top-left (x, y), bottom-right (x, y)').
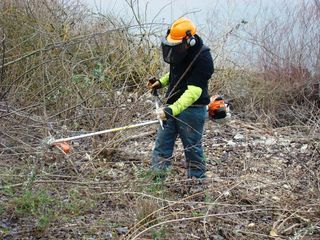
top-left (161, 37), bottom-right (188, 65)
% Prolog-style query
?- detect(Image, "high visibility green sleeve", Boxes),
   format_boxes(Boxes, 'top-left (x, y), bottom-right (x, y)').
top-left (168, 85), bottom-right (202, 116)
top-left (159, 72), bottom-right (169, 87)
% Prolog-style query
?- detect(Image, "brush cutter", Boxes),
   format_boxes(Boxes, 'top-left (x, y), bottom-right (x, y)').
top-left (45, 87), bottom-right (166, 153)
top-left (45, 94), bottom-right (230, 153)
top-left (44, 120), bottom-right (160, 153)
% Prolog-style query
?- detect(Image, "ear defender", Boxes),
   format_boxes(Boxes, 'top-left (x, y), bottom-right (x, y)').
top-left (186, 30), bottom-right (196, 47)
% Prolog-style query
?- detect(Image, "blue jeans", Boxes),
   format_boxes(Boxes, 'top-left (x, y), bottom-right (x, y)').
top-left (151, 107), bottom-right (206, 178)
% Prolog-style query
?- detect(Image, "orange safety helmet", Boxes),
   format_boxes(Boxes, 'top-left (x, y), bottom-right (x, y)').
top-left (166, 17), bottom-right (197, 45)
top-left (161, 18), bottom-right (197, 64)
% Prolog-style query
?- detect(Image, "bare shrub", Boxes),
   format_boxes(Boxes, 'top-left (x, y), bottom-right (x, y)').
top-left (207, 0), bottom-right (319, 126)
top-left (0, 0), bottom-right (161, 136)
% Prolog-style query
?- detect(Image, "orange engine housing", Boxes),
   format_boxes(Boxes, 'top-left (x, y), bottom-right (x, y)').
top-left (208, 95), bottom-right (227, 119)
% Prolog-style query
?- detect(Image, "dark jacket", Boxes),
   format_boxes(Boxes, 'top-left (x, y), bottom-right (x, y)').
top-left (165, 35), bottom-right (214, 105)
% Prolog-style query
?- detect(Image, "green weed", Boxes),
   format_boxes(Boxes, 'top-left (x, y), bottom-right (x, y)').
top-left (0, 226), bottom-right (10, 237)
top-left (138, 169), bottom-right (174, 195)
top-left (14, 190), bottom-right (53, 216)
top-left (13, 190), bottom-right (55, 230)
top-left (63, 189), bottom-right (95, 215)
top-left (1, 185), bottom-right (14, 196)
top-left (151, 228), bottom-right (167, 239)
top-left (37, 214), bottom-right (52, 231)
top-left (191, 210), bottom-right (203, 217)
top-left (0, 203), bottom-right (4, 215)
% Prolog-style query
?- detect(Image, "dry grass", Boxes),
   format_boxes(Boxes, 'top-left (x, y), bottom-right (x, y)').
top-left (0, 0), bottom-right (319, 239)
top-left (1, 106), bottom-right (319, 239)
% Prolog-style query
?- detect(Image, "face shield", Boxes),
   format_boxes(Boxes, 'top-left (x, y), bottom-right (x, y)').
top-left (161, 37), bottom-right (188, 65)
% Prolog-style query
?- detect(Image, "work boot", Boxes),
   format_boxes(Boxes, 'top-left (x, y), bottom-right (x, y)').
top-left (186, 161), bottom-right (206, 179)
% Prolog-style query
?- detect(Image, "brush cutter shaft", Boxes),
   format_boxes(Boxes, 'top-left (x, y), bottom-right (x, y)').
top-left (151, 88), bottom-right (164, 130)
top-left (50, 120), bottom-right (159, 145)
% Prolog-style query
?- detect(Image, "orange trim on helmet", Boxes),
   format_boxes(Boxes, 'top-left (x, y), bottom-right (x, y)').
top-left (166, 17), bottom-right (197, 44)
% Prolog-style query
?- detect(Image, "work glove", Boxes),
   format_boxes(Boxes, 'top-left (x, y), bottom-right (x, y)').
top-left (155, 107), bottom-right (173, 121)
top-left (147, 76), bottom-right (161, 90)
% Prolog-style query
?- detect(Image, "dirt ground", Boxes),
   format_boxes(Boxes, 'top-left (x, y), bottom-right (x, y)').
top-left (1, 108), bottom-right (319, 239)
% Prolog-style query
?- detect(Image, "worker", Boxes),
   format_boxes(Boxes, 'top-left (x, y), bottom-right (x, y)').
top-left (147, 17), bottom-right (214, 179)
